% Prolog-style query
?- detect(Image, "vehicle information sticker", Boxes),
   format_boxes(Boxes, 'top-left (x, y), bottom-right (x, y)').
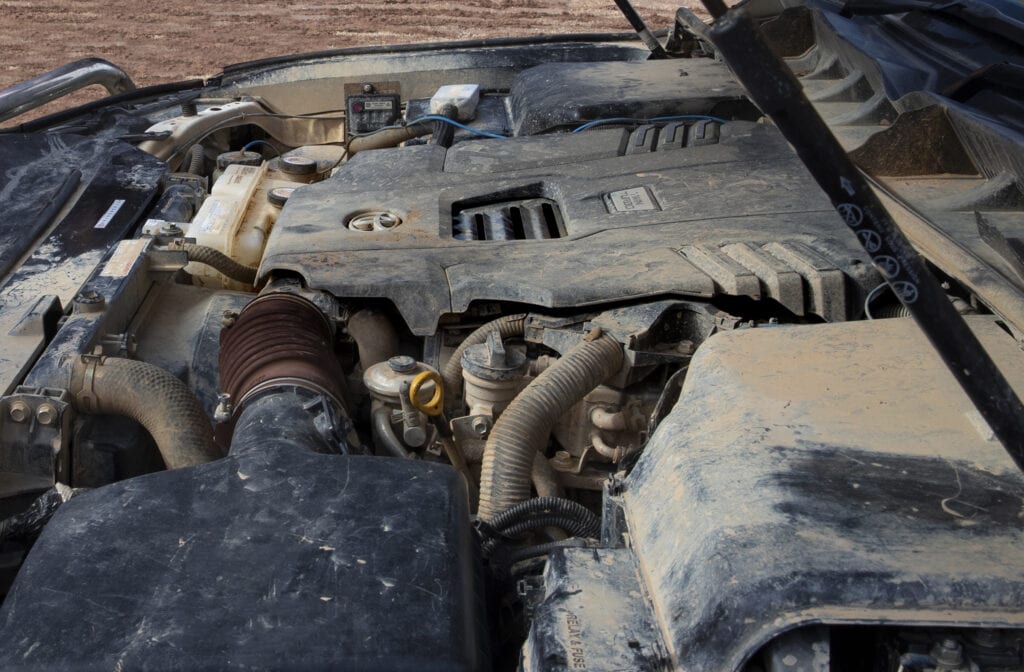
top-left (191, 198), bottom-right (234, 235)
top-left (94, 199), bottom-right (126, 229)
top-left (100, 239), bottom-right (149, 278)
top-left (605, 187), bottom-right (658, 213)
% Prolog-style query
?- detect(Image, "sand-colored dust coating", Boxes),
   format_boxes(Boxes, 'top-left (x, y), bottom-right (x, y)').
top-left (0, 0), bottom-right (706, 122)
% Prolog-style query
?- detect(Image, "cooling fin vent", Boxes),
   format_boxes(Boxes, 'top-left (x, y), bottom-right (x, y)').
top-left (451, 198), bottom-right (564, 241)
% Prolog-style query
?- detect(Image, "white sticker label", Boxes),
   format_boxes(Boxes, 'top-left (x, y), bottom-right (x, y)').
top-left (191, 198), bottom-right (235, 235)
top-left (94, 199), bottom-right (126, 229)
top-left (606, 187), bottom-right (657, 213)
top-left (100, 239), bottom-right (149, 278)
top-left (363, 100), bottom-right (394, 111)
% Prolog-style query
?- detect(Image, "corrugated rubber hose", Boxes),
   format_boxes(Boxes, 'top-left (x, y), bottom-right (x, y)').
top-left (442, 313), bottom-right (527, 411)
top-left (70, 356), bottom-right (221, 469)
top-left (186, 143), bottom-right (204, 175)
top-left (183, 243), bottom-right (258, 285)
top-left (477, 332), bottom-right (623, 521)
top-left (346, 124), bottom-right (433, 156)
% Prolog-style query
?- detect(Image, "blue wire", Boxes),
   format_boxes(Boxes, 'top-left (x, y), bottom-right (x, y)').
top-left (571, 114), bottom-right (729, 133)
top-left (405, 115), bottom-right (509, 139)
top-left (241, 139), bottom-right (282, 156)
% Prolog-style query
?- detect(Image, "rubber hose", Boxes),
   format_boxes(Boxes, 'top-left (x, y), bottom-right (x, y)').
top-left (442, 314), bottom-right (527, 411)
top-left (183, 243), bottom-right (258, 285)
top-left (372, 405), bottom-right (412, 459)
top-left (347, 309), bottom-right (399, 371)
top-left (490, 496), bottom-right (601, 537)
top-left (477, 333), bottom-right (623, 520)
top-left (346, 124), bottom-right (433, 156)
top-left (70, 356), bottom-right (221, 469)
top-left (531, 453), bottom-right (564, 498)
top-left (231, 388), bottom-right (339, 456)
top-left (186, 143), bottom-right (204, 175)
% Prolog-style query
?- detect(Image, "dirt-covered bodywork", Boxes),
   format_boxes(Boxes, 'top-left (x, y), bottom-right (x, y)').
top-left (0, 1), bottom-right (1022, 670)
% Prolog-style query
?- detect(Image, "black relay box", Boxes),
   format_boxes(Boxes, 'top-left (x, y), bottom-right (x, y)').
top-left (345, 92), bottom-right (402, 135)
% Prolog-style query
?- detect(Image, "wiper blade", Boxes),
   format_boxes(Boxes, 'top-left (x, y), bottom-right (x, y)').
top-left (840, 0), bottom-right (1024, 47)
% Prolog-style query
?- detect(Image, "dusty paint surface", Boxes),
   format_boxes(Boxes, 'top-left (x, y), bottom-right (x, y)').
top-left (0, 0), bottom-right (704, 122)
top-left (624, 316), bottom-right (1024, 672)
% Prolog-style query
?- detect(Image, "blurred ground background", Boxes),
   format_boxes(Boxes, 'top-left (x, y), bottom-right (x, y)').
top-left (0, 0), bottom-right (704, 121)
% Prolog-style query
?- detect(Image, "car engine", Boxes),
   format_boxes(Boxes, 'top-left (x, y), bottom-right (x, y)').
top-left (0, 1), bottom-right (1023, 670)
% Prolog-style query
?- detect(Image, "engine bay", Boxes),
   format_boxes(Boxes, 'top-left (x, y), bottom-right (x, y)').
top-left (1, 2), bottom-right (1024, 670)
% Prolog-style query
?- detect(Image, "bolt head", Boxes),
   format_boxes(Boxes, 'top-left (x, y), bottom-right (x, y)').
top-left (470, 416), bottom-right (491, 436)
top-left (77, 290), bottom-right (101, 302)
top-left (388, 355), bottom-right (417, 373)
top-left (8, 400), bottom-right (30, 423)
top-left (36, 404), bottom-right (57, 426)
top-left (74, 290), bottom-right (105, 312)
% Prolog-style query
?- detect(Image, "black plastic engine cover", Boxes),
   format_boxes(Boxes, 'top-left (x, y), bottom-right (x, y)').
top-left (261, 122), bottom-right (880, 335)
top-left (0, 450), bottom-right (484, 671)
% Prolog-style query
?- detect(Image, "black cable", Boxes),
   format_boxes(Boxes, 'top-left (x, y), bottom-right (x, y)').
top-left (490, 496), bottom-right (601, 538)
top-left (498, 515), bottom-right (599, 540)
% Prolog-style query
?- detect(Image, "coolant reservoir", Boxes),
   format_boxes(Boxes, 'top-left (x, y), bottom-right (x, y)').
top-left (184, 162), bottom-right (300, 290)
top-left (185, 162), bottom-right (267, 289)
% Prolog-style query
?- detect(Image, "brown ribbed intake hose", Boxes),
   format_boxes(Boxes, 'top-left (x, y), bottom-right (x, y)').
top-left (70, 356), bottom-right (221, 469)
top-left (477, 333), bottom-right (623, 521)
top-left (183, 243), bottom-right (258, 285)
top-left (442, 314), bottom-right (527, 410)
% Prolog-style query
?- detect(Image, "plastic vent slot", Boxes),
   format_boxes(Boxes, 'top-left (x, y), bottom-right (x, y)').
top-left (452, 198), bottom-right (564, 241)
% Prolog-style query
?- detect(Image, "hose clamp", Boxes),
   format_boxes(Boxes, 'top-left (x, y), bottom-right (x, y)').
top-left (75, 354), bottom-right (103, 414)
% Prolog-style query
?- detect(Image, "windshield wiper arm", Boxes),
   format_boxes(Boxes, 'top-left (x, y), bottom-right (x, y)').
top-left (610, 0), bottom-right (669, 59)
top-left (840, 0), bottom-right (1024, 48)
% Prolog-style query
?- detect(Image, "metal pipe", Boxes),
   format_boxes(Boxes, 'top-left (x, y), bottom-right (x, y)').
top-left (0, 58), bottom-right (135, 123)
top-left (705, 6), bottom-right (1024, 472)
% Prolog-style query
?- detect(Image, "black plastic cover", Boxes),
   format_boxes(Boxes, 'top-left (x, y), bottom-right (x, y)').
top-left (262, 122), bottom-right (880, 335)
top-left (508, 59), bottom-right (750, 135)
top-left (0, 450), bottom-right (485, 671)
top-left (623, 317), bottom-right (1024, 672)
top-left (522, 548), bottom-right (670, 671)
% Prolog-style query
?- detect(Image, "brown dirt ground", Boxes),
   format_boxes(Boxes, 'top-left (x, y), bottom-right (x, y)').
top-left (0, 0), bottom-right (707, 123)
